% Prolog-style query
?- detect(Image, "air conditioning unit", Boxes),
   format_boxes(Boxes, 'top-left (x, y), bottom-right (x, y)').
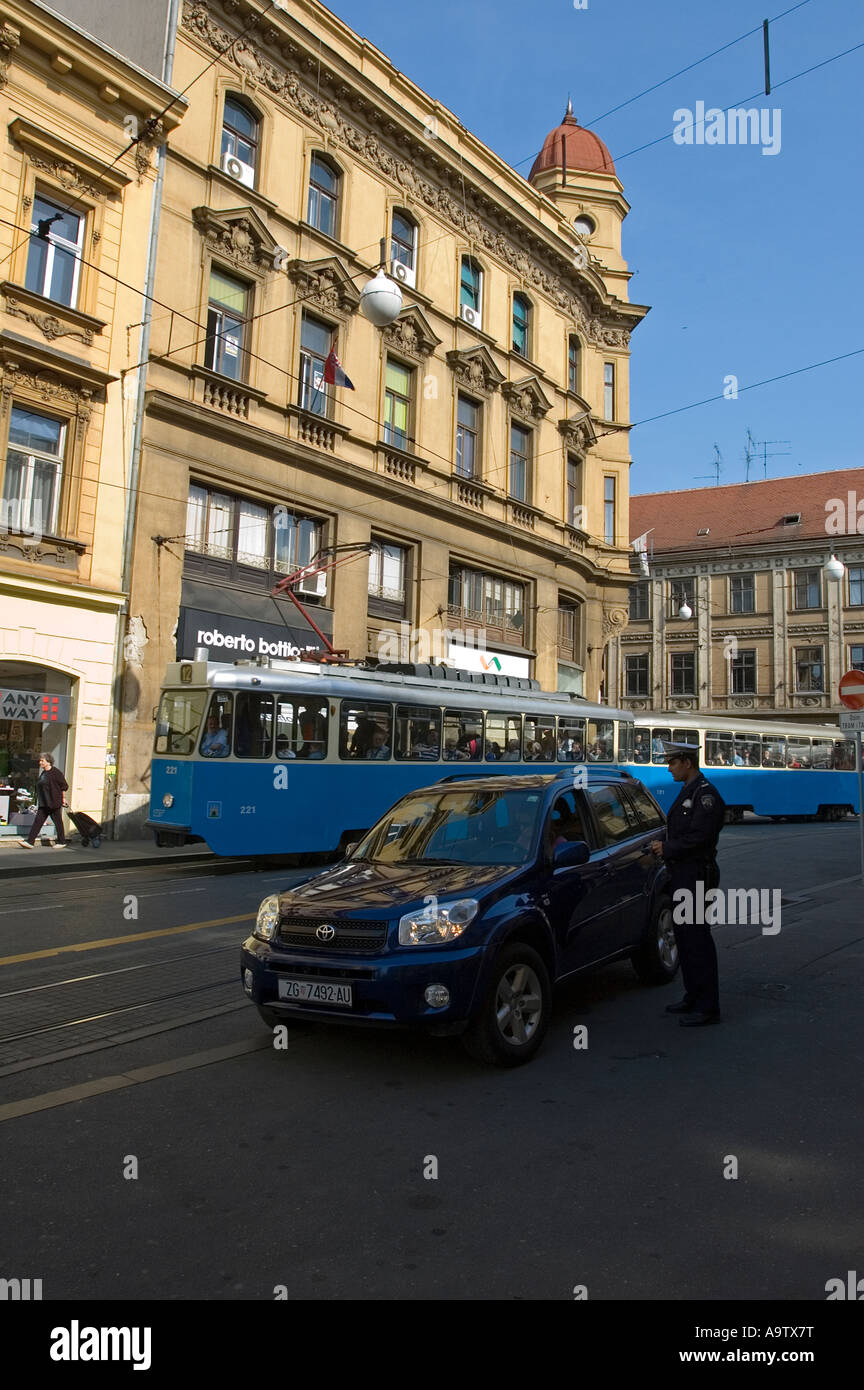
top-left (390, 258), bottom-right (416, 289)
top-left (296, 567), bottom-right (327, 598)
top-left (221, 151), bottom-right (255, 188)
top-left (459, 303), bottom-right (482, 330)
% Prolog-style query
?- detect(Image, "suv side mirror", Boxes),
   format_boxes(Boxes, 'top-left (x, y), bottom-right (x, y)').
top-left (554, 840), bottom-right (590, 868)
top-left (343, 842), bottom-right (358, 858)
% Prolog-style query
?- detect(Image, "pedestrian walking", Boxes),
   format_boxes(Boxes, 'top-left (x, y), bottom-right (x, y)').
top-left (21, 754), bottom-right (68, 847)
top-left (650, 741), bottom-right (725, 1026)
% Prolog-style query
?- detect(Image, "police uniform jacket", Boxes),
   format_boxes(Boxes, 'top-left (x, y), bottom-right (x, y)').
top-left (662, 772), bottom-right (725, 886)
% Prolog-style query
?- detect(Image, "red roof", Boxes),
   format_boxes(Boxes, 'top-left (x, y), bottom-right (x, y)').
top-left (630, 468), bottom-right (864, 551)
top-left (529, 112), bottom-right (616, 179)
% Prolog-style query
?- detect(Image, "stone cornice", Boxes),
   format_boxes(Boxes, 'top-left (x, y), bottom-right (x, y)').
top-left (1, 1), bottom-right (185, 131)
top-left (501, 375), bottom-right (553, 422)
top-left (0, 280), bottom-right (106, 347)
top-left (9, 116), bottom-right (133, 196)
top-left (382, 306), bottom-right (441, 362)
top-left (180, 0), bottom-right (645, 346)
top-left (286, 254), bottom-right (361, 318)
top-left (192, 203), bottom-right (281, 274)
top-left (445, 345), bottom-right (504, 396)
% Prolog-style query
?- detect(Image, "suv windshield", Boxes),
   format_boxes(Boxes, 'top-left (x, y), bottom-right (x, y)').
top-left (355, 787), bottom-right (544, 866)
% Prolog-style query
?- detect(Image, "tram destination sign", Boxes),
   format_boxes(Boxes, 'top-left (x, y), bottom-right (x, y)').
top-left (0, 688), bottom-right (70, 722)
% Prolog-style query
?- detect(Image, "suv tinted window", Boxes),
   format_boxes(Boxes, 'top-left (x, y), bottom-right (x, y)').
top-left (624, 783), bottom-right (664, 831)
top-left (587, 784), bottom-right (637, 845)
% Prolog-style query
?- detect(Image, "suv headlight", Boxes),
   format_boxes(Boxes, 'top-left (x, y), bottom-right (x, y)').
top-left (255, 894), bottom-right (280, 941)
top-left (398, 898), bottom-right (479, 946)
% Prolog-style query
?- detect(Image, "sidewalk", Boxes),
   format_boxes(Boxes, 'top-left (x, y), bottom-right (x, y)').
top-left (0, 836), bottom-right (220, 877)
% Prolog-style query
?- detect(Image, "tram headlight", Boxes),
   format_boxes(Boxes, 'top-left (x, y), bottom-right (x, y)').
top-left (398, 898), bottom-right (479, 946)
top-left (162, 793), bottom-right (174, 809)
top-left (255, 895), bottom-right (281, 942)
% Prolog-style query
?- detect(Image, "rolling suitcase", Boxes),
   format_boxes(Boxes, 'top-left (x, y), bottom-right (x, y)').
top-left (67, 809), bottom-right (104, 847)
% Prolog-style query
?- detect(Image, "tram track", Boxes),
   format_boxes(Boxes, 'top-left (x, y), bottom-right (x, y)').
top-left (0, 944), bottom-right (246, 1068)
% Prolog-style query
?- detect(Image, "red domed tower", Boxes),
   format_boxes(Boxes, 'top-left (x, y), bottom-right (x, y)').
top-left (528, 101), bottom-right (630, 285)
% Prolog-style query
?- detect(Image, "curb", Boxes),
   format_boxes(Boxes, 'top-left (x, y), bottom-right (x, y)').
top-left (0, 850), bottom-right (220, 878)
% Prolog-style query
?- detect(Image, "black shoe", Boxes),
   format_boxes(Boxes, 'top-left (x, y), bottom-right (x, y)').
top-left (679, 1012), bottom-right (722, 1027)
top-left (665, 999), bottom-right (694, 1014)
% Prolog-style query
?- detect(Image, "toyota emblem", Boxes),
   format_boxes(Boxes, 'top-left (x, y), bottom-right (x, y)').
top-left (315, 924), bottom-right (336, 942)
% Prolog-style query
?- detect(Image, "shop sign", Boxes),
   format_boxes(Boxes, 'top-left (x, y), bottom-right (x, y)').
top-left (0, 688), bottom-right (71, 722)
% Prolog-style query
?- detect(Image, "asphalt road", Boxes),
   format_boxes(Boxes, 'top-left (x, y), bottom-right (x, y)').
top-left (1, 821), bottom-right (862, 1301)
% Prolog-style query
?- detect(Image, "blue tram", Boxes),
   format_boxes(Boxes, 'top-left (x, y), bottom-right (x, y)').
top-left (148, 658), bottom-right (636, 856)
top-left (629, 712), bottom-right (860, 822)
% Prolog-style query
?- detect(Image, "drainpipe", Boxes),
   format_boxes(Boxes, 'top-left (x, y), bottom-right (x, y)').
top-left (106, 0), bottom-right (181, 835)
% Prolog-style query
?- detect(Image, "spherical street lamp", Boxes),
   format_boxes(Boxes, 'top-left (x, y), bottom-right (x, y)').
top-left (678, 601), bottom-right (693, 620)
top-left (823, 554), bottom-right (846, 583)
top-left (359, 269), bottom-right (403, 327)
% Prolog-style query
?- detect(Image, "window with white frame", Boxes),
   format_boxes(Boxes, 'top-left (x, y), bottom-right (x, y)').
top-left (204, 268), bottom-right (248, 380)
top-left (185, 483), bottom-right (325, 593)
top-left (604, 475), bottom-right (616, 544)
top-left (307, 154), bottom-right (340, 237)
top-left (298, 313), bottom-right (333, 416)
top-left (793, 568), bottom-right (821, 610)
top-left (221, 96), bottom-right (259, 181)
top-left (26, 195), bottom-right (84, 307)
top-left (730, 649), bottom-right (757, 694)
top-left (368, 540), bottom-right (408, 617)
top-left (1, 406), bottom-right (66, 537)
top-left (390, 211), bottom-right (417, 274)
top-left (603, 361), bottom-right (615, 420)
top-left (729, 572), bottom-right (755, 614)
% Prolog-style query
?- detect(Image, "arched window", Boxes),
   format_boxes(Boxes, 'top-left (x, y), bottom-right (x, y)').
top-left (390, 210), bottom-right (417, 283)
top-left (308, 154), bottom-right (341, 238)
top-left (512, 294), bottom-right (530, 356)
top-left (460, 257), bottom-right (482, 311)
top-left (568, 335), bottom-right (581, 394)
top-left (221, 96), bottom-right (259, 185)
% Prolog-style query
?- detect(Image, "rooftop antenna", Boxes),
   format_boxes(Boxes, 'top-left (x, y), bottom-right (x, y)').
top-left (744, 427), bottom-right (790, 481)
top-left (695, 443), bottom-right (723, 485)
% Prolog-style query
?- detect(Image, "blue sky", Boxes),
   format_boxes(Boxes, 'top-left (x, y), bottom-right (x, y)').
top-left (329, 0), bottom-right (863, 495)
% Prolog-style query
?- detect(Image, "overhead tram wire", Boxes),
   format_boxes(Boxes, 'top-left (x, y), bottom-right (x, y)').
top-left (506, 0), bottom-right (815, 169)
top-left (608, 37), bottom-right (864, 166)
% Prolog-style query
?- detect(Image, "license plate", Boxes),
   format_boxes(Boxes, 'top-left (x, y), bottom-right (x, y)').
top-left (277, 977), bottom-right (353, 1008)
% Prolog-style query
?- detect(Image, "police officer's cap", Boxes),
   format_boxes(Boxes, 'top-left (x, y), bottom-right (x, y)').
top-left (661, 739), bottom-right (699, 764)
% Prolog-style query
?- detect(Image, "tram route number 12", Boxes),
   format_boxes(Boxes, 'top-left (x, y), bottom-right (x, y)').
top-left (240, 806), bottom-right (257, 815)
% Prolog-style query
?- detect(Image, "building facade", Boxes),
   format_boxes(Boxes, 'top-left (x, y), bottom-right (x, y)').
top-left (0, 0), bottom-right (183, 829)
top-left (615, 468), bottom-right (864, 724)
top-left (108, 0), bottom-right (647, 833)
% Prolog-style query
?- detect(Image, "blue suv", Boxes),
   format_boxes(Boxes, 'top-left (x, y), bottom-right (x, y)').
top-left (240, 769), bottom-right (676, 1066)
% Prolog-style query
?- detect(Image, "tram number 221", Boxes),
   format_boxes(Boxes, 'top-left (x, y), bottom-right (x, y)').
top-left (240, 805), bottom-right (257, 815)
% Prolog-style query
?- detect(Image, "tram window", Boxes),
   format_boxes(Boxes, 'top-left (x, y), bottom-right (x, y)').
top-left (558, 716), bottom-right (586, 762)
top-left (762, 736), bottom-right (786, 768)
top-left (632, 729), bottom-right (651, 764)
top-left (617, 721), bottom-right (635, 763)
top-left (587, 718), bottom-right (614, 762)
top-left (277, 697), bottom-right (328, 760)
top-left (395, 705), bottom-right (441, 760)
top-left (786, 737), bottom-right (811, 769)
top-left (673, 728), bottom-right (699, 747)
top-left (155, 689), bottom-right (208, 756)
top-left (443, 709), bottom-right (482, 761)
top-left (733, 734), bottom-right (760, 766)
top-left (705, 731), bottom-right (733, 766)
top-left (485, 713), bottom-right (522, 762)
top-left (811, 738), bottom-right (833, 770)
top-left (524, 715), bottom-right (556, 762)
top-left (234, 693), bottom-right (274, 758)
top-left (340, 701), bottom-right (392, 760)
top-left (651, 727), bottom-right (671, 762)
top-left (835, 740), bottom-right (857, 771)
top-left (200, 693), bottom-right (232, 758)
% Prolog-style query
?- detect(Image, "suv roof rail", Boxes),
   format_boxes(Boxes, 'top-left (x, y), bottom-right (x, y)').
top-left (552, 766), bottom-right (633, 779)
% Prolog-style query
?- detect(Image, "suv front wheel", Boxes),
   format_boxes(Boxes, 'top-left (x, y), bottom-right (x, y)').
top-left (462, 942), bottom-right (551, 1067)
top-left (632, 895), bottom-right (679, 984)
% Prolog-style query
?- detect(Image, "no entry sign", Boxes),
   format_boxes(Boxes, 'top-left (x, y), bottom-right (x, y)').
top-left (838, 669), bottom-right (864, 710)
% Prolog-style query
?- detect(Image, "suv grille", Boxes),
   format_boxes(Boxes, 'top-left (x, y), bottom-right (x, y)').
top-left (276, 915), bottom-right (389, 954)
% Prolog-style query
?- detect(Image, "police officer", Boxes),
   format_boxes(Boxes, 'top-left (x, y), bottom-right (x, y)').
top-left (650, 741), bottom-right (726, 1026)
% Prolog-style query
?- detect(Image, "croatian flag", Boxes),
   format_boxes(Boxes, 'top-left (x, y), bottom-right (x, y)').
top-left (323, 348), bottom-right (354, 390)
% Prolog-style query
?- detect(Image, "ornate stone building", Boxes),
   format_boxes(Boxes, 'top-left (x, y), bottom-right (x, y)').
top-left (0, 0), bottom-right (183, 828)
top-left (62, 0), bottom-right (648, 833)
top-left (615, 468), bottom-right (864, 725)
